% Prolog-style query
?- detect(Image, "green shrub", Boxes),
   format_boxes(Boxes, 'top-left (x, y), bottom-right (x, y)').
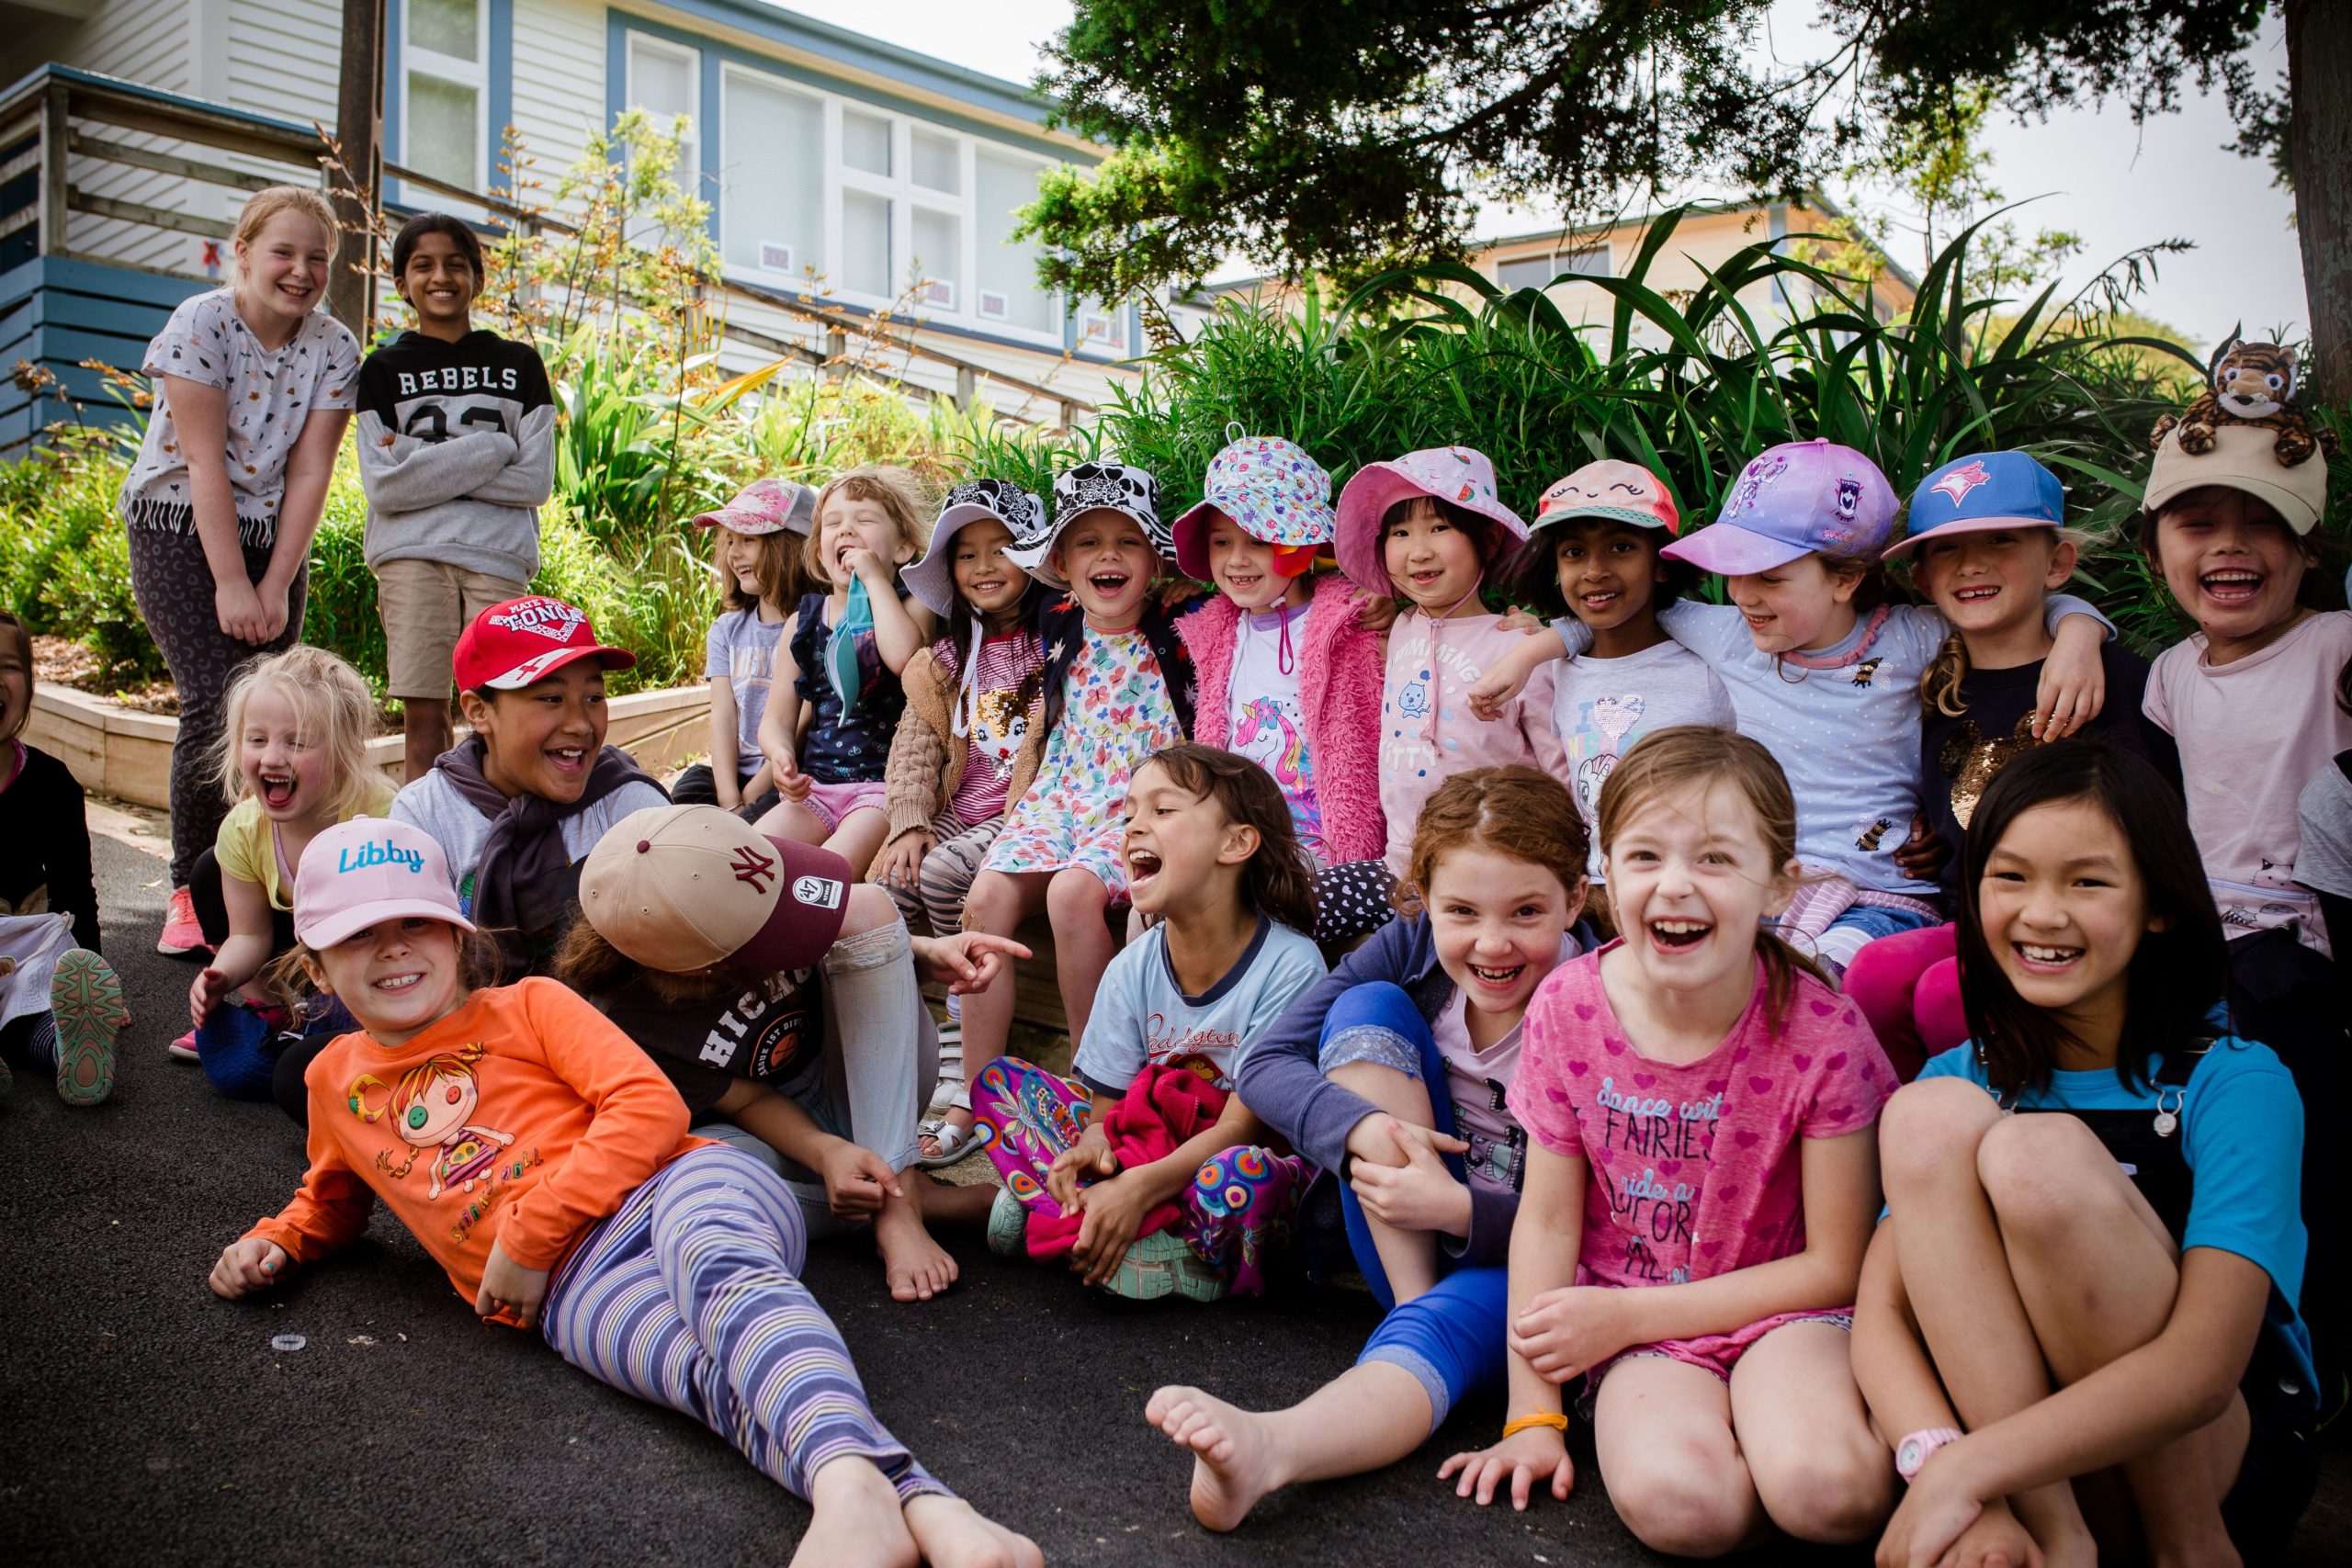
top-left (37, 517), bottom-right (165, 685)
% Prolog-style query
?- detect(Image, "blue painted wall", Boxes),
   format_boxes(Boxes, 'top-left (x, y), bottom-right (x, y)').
top-left (1, 256), bottom-right (208, 454)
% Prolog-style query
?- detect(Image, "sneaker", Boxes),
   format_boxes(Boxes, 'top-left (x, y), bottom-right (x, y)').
top-left (157, 886), bottom-right (208, 958)
top-left (986, 1185), bottom-right (1029, 1258)
top-left (167, 1028), bottom-right (200, 1061)
top-left (51, 949), bottom-right (128, 1107)
top-left (1102, 1229), bottom-right (1227, 1303)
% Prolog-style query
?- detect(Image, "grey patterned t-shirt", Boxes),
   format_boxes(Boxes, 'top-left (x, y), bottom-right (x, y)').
top-left (119, 288), bottom-right (360, 547)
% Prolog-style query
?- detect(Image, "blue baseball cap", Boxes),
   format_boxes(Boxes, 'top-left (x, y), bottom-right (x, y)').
top-left (1661, 439), bottom-right (1895, 576)
top-left (1882, 451), bottom-right (2065, 560)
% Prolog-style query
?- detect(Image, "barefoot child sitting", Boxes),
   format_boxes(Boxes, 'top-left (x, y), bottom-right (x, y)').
top-left (560, 805), bottom-right (1024, 1303)
top-left (972, 746), bottom-right (1326, 1300)
top-left (1148, 765), bottom-right (1590, 1529)
top-left (209, 817), bottom-right (1041, 1568)
top-left (1440, 728), bottom-right (1897, 1557)
top-left (1855, 741), bottom-right (2315, 1568)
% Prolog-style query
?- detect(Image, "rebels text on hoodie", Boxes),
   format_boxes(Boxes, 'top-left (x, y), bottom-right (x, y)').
top-left (356, 329), bottom-right (555, 582)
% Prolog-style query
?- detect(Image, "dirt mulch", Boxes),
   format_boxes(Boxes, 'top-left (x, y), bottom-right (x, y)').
top-left (33, 635), bottom-right (182, 715)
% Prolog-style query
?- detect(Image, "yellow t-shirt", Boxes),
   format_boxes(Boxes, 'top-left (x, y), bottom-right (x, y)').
top-left (214, 773), bottom-right (400, 910)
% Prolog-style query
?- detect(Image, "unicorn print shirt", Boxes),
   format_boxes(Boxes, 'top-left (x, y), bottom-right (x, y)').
top-left (1509, 944), bottom-right (1892, 1292)
top-left (1230, 606), bottom-right (1327, 862)
top-left (1381, 611), bottom-right (1570, 876)
top-left (1553, 640), bottom-right (1735, 882)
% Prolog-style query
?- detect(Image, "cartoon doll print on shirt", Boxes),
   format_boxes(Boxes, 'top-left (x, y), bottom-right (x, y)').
top-left (348, 1046), bottom-right (517, 1200)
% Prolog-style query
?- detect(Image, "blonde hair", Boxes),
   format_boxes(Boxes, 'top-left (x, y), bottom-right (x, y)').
top-left (212, 646), bottom-right (382, 820)
top-left (1910, 525), bottom-right (2097, 718)
top-left (0, 612), bottom-right (30, 748)
top-left (1592, 727), bottom-right (1830, 1032)
top-left (804, 466), bottom-right (930, 585)
top-left (230, 186), bottom-right (339, 286)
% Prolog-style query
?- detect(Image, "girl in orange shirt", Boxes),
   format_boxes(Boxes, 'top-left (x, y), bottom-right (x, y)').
top-left (206, 817), bottom-right (1038, 1567)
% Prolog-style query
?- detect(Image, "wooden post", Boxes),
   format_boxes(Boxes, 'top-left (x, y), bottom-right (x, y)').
top-left (329, 0), bottom-right (387, 336)
top-left (38, 81), bottom-right (68, 260)
top-left (955, 364), bottom-right (976, 412)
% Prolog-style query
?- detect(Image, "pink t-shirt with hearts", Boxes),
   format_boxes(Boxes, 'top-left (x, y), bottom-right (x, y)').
top-left (1507, 942), bottom-right (1893, 1290)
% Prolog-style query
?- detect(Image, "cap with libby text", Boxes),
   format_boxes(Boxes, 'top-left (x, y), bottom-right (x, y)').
top-left (294, 818), bottom-right (475, 951)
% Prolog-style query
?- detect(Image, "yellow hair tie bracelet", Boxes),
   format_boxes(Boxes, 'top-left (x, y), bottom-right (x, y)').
top-left (1500, 1411), bottom-right (1569, 1439)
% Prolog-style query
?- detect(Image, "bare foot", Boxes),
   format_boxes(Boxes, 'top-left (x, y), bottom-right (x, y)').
top-left (792, 1457), bottom-right (918, 1568)
top-left (902, 1494), bottom-right (1044, 1568)
top-left (875, 1190), bottom-right (958, 1303)
top-left (912, 1172), bottom-right (998, 1229)
top-left (1145, 1384), bottom-right (1284, 1531)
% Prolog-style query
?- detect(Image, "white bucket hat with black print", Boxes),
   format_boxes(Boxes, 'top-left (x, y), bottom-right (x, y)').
top-left (900, 478), bottom-right (1046, 616)
top-left (1005, 459), bottom-right (1171, 590)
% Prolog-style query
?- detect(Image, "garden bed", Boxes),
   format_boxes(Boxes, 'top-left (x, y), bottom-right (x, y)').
top-left (27, 682), bottom-right (714, 811)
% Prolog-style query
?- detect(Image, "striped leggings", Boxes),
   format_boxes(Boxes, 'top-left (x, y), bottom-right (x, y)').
top-left (882, 811), bottom-right (1002, 935)
top-left (540, 1143), bottom-right (947, 1504)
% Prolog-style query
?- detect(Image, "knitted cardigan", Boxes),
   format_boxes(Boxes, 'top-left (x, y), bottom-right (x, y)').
top-left (874, 631), bottom-right (1049, 853)
top-left (1178, 571), bottom-right (1387, 865)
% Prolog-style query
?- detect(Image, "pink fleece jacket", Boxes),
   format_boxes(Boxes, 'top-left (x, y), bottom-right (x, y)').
top-left (1180, 572), bottom-right (1388, 865)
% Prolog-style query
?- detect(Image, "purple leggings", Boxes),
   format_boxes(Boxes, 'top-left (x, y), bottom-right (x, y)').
top-left (1841, 921), bottom-right (1964, 1081)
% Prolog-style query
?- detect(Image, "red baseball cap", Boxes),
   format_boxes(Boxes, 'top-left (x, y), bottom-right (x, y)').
top-left (453, 596), bottom-right (637, 692)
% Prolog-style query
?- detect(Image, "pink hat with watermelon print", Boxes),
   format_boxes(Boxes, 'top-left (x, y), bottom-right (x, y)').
top-left (1333, 446), bottom-right (1528, 593)
top-left (1662, 438), bottom-right (1895, 576)
top-left (1170, 434), bottom-right (1336, 582)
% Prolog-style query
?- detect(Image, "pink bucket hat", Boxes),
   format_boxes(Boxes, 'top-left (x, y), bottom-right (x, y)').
top-left (693, 478), bottom-right (817, 536)
top-left (1333, 446), bottom-right (1528, 592)
top-left (1532, 459), bottom-right (1681, 535)
top-left (1662, 439), bottom-right (1894, 576)
top-left (1170, 434), bottom-right (1337, 581)
top-left (294, 818), bottom-right (476, 951)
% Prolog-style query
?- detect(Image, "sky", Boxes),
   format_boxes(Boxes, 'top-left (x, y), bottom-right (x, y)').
top-left (775, 0), bottom-right (2311, 344)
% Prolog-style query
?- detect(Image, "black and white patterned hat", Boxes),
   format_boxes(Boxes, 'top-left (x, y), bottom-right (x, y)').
top-left (900, 479), bottom-right (1046, 616)
top-left (1005, 459), bottom-right (1171, 589)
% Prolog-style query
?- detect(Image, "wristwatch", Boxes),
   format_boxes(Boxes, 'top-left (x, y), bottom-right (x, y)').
top-left (1894, 1427), bottom-right (1963, 1483)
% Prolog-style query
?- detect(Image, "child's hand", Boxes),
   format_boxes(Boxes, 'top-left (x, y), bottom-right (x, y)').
top-left (1917, 1498), bottom-right (2044, 1568)
top-left (1046, 1133), bottom-right (1118, 1213)
top-left (474, 1237), bottom-right (552, 1330)
top-left (841, 547), bottom-right (895, 592)
top-left (1437, 1423), bottom-right (1575, 1512)
top-left (875, 831), bottom-right (933, 891)
top-left (1068, 1170), bottom-right (1150, 1287)
top-left (2033, 617), bottom-right (2109, 739)
top-left (917, 931), bottom-right (1033, 995)
top-left (1351, 588), bottom-right (1398, 631)
top-left (1495, 605), bottom-right (1545, 635)
top-left (188, 966), bottom-right (229, 1029)
top-left (1510, 1284), bottom-right (1636, 1383)
top-left (1876, 1447), bottom-right (1987, 1568)
top-left (1348, 1120), bottom-right (1473, 1235)
top-left (209, 1237), bottom-right (289, 1299)
top-left (376, 429), bottom-right (398, 447)
top-left (1892, 815), bottom-right (1951, 883)
top-left (819, 1141), bottom-right (902, 1219)
top-left (766, 749), bottom-right (811, 802)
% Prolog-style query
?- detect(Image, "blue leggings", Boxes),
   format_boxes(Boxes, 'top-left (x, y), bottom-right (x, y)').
top-left (1320, 982), bottom-right (1510, 1434)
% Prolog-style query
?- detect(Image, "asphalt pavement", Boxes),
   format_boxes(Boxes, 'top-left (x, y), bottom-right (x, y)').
top-left (3, 832), bottom-right (2344, 1566)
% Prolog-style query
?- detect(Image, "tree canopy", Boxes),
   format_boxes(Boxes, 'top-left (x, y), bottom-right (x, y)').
top-left (1022, 0), bottom-right (2291, 302)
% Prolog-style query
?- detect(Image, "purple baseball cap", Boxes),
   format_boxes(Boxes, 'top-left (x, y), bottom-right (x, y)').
top-left (1663, 439), bottom-right (1896, 576)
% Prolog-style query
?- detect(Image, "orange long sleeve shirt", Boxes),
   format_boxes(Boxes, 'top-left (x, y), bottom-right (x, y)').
top-left (244, 977), bottom-right (706, 1317)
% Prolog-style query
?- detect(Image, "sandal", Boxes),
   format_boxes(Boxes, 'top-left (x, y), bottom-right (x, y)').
top-left (914, 1116), bottom-right (976, 1169)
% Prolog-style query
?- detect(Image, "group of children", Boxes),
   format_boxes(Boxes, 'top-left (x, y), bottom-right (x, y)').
top-left (0, 184), bottom-right (2342, 1567)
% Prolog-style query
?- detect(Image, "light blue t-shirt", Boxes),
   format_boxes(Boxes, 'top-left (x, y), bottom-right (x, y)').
top-left (704, 607), bottom-right (787, 782)
top-left (1914, 1034), bottom-right (2314, 1401)
top-left (1554, 594), bottom-right (2109, 895)
top-left (1073, 916), bottom-right (1328, 1097)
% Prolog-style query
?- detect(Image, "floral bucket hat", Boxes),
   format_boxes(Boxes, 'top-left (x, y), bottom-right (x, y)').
top-left (1333, 445), bottom-right (1528, 593)
top-left (900, 479), bottom-right (1046, 616)
top-left (1532, 459), bottom-right (1681, 535)
top-left (1170, 434), bottom-right (1337, 582)
top-left (1006, 459), bottom-right (1170, 590)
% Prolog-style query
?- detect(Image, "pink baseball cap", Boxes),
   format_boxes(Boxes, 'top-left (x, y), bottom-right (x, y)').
top-left (1532, 459), bottom-right (1681, 534)
top-left (1333, 446), bottom-right (1528, 592)
top-left (1662, 439), bottom-right (1895, 576)
top-left (294, 818), bottom-right (475, 950)
top-left (693, 478), bottom-right (817, 536)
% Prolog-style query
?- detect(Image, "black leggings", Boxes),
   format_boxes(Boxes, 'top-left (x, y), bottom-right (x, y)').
top-left (125, 526), bottom-right (308, 886)
top-left (188, 848), bottom-right (297, 954)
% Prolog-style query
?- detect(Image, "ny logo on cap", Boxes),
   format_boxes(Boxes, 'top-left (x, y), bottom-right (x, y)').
top-left (730, 845), bottom-right (777, 892)
top-left (1930, 460), bottom-right (1992, 508)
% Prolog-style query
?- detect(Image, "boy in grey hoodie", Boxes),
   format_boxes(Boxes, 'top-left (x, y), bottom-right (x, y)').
top-left (357, 213), bottom-right (557, 781)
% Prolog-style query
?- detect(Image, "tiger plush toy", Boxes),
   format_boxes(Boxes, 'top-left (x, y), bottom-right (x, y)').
top-left (2151, 337), bottom-right (2337, 467)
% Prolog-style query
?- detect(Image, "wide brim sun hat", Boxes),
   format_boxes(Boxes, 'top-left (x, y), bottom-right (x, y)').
top-left (1882, 451), bottom-right (2066, 561)
top-left (2141, 421), bottom-right (2327, 536)
top-left (1006, 460), bottom-right (1170, 591)
top-left (1170, 434), bottom-right (1337, 582)
top-left (1662, 438), bottom-right (1895, 576)
top-left (1333, 446), bottom-right (1528, 593)
top-left (901, 479), bottom-right (1047, 616)
top-left (1531, 459), bottom-right (1681, 535)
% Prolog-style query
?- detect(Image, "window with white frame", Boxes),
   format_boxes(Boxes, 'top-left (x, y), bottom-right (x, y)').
top-left (404, 0), bottom-right (486, 191)
top-left (626, 33), bottom-right (702, 200)
top-left (975, 148), bottom-right (1054, 333)
top-left (1074, 297), bottom-right (1126, 353)
top-left (719, 66), bottom-right (823, 279)
top-left (1495, 244), bottom-right (1611, 293)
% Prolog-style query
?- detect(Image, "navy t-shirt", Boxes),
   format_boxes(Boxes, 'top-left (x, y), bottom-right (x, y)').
top-left (788, 591), bottom-right (907, 784)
